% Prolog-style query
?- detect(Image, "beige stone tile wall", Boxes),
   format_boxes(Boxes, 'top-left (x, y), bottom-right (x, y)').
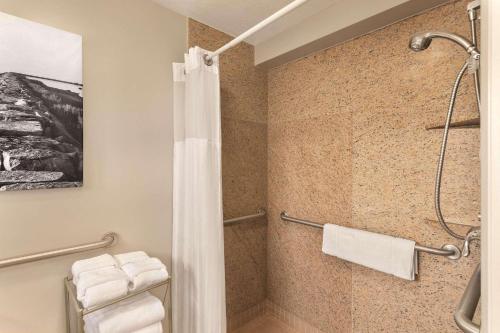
top-left (267, 0), bottom-right (480, 332)
top-left (188, 19), bottom-right (269, 322)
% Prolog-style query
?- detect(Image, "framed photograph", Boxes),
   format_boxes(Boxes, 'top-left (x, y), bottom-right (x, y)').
top-left (0, 12), bottom-right (83, 191)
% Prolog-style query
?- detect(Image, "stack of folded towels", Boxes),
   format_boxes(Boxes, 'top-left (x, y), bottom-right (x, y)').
top-left (71, 254), bottom-right (128, 309)
top-left (84, 292), bottom-right (165, 333)
top-left (71, 251), bottom-right (169, 333)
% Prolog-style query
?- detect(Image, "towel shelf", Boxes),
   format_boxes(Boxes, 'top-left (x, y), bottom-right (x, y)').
top-left (223, 208), bottom-right (266, 226)
top-left (280, 211), bottom-right (461, 260)
top-left (0, 232), bottom-right (118, 269)
top-left (64, 276), bottom-right (170, 333)
top-left (426, 117), bottom-right (480, 130)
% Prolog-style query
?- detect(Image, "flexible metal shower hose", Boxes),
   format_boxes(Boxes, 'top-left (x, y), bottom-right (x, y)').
top-left (434, 61), bottom-right (470, 240)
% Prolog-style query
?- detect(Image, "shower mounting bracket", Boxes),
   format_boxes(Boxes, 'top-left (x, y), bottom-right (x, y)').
top-left (467, 0), bottom-right (480, 14)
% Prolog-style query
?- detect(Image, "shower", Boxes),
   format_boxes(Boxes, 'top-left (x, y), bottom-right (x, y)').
top-left (409, 1), bottom-right (481, 256)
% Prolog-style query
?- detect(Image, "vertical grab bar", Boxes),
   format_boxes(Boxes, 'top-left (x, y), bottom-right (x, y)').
top-left (454, 264), bottom-right (481, 333)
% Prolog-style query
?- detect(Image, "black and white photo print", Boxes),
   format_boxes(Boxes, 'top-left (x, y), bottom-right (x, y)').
top-left (0, 12), bottom-right (83, 191)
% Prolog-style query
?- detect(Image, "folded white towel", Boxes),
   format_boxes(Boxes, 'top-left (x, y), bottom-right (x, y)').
top-left (84, 292), bottom-right (165, 333)
top-left (77, 267), bottom-right (128, 308)
top-left (322, 224), bottom-right (417, 280)
top-left (81, 279), bottom-right (129, 309)
top-left (121, 258), bottom-right (169, 291)
top-left (72, 254), bottom-right (118, 284)
top-left (114, 251), bottom-right (149, 267)
top-left (77, 267), bottom-right (127, 298)
top-left (133, 322), bottom-right (163, 333)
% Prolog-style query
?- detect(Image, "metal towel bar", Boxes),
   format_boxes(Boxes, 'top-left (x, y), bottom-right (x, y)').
top-left (454, 264), bottom-right (481, 333)
top-left (0, 232), bottom-right (117, 269)
top-left (224, 208), bottom-right (266, 226)
top-left (280, 211), bottom-right (461, 259)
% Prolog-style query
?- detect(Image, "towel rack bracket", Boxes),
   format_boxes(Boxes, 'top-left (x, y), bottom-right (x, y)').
top-left (442, 244), bottom-right (461, 260)
top-left (102, 232), bottom-right (118, 247)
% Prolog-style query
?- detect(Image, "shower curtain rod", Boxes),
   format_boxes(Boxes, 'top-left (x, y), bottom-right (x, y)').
top-left (204, 0), bottom-right (310, 65)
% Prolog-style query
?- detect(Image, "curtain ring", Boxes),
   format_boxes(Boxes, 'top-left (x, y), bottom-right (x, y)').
top-left (203, 54), bottom-right (214, 66)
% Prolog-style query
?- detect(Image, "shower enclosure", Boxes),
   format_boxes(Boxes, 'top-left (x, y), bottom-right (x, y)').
top-left (181, 0), bottom-right (496, 331)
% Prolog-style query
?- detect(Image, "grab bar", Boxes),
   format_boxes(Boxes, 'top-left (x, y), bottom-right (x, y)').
top-left (224, 208), bottom-right (266, 226)
top-left (454, 264), bottom-right (481, 333)
top-left (0, 232), bottom-right (118, 269)
top-left (280, 212), bottom-right (461, 259)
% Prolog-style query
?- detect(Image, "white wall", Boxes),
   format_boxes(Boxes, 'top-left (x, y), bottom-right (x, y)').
top-left (482, 0), bottom-right (500, 331)
top-left (0, 0), bottom-right (186, 332)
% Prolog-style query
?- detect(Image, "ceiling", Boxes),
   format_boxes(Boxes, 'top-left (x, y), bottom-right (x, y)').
top-left (154, 0), bottom-right (451, 67)
top-left (152, 0), bottom-right (340, 45)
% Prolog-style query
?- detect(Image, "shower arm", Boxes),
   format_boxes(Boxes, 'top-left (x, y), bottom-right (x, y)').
top-left (415, 31), bottom-right (480, 58)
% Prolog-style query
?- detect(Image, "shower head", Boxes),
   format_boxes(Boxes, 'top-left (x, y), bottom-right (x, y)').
top-left (409, 31), bottom-right (479, 58)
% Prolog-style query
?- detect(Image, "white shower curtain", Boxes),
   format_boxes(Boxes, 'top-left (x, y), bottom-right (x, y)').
top-left (172, 47), bottom-right (226, 333)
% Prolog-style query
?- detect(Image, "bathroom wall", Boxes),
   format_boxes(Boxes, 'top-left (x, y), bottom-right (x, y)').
top-left (0, 0), bottom-right (186, 332)
top-left (188, 20), bottom-right (269, 325)
top-left (267, 0), bottom-right (480, 332)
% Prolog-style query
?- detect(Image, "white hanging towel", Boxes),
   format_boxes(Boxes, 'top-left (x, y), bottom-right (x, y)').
top-left (84, 292), bottom-right (164, 333)
top-left (322, 224), bottom-right (417, 280)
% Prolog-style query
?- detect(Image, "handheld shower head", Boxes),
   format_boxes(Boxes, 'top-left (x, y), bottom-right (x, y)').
top-left (409, 34), bottom-right (432, 52)
top-left (409, 31), bottom-right (479, 58)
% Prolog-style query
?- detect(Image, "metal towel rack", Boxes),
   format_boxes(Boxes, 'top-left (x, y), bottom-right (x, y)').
top-left (0, 232), bottom-right (118, 269)
top-left (454, 264), bottom-right (481, 333)
top-left (224, 208), bottom-right (266, 226)
top-left (280, 211), bottom-right (462, 259)
top-left (64, 276), bottom-right (169, 333)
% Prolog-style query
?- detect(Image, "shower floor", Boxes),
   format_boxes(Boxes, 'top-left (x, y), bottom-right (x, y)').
top-left (232, 315), bottom-right (297, 333)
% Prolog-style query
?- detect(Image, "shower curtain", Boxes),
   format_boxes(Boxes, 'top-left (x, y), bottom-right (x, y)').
top-left (172, 47), bottom-right (227, 333)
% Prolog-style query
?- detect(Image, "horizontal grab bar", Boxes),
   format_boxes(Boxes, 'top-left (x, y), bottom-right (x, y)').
top-left (454, 264), bottom-right (481, 333)
top-left (224, 208), bottom-right (266, 226)
top-left (0, 232), bottom-right (118, 269)
top-left (280, 212), bottom-right (461, 259)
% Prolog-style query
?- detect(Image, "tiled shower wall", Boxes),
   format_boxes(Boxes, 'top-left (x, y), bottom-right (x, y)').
top-left (188, 20), bottom-right (269, 324)
top-left (267, 1), bottom-right (480, 332)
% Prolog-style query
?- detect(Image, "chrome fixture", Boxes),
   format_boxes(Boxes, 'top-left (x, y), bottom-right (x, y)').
top-left (454, 264), bottom-right (480, 333)
top-left (0, 233), bottom-right (117, 269)
top-left (462, 227), bottom-right (481, 257)
top-left (409, 31), bottom-right (480, 59)
top-left (409, 2), bottom-right (481, 246)
top-left (434, 61), bottom-right (471, 240)
top-left (280, 211), bottom-right (462, 260)
top-left (223, 208), bottom-right (266, 226)
top-left (467, 0), bottom-right (481, 110)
